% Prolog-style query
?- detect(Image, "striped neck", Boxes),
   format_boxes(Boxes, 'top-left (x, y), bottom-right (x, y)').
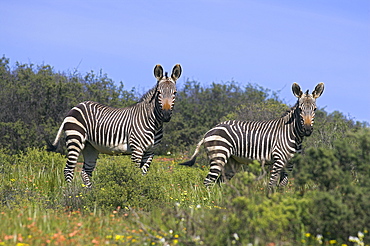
top-left (282, 102), bottom-right (305, 140)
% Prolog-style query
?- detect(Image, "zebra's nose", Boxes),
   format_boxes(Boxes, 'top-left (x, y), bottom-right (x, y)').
top-left (303, 125), bottom-right (313, 136)
top-left (162, 109), bottom-right (172, 122)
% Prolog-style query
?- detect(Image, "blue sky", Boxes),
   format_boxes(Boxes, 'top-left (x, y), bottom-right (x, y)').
top-left (1, 0), bottom-right (369, 123)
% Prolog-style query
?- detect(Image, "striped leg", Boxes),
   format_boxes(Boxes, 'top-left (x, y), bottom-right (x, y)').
top-left (64, 135), bottom-right (85, 183)
top-left (204, 157), bottom-right (226, 186)
top-left (279, 161), bottom-right (293, 187)
top-left (140, 152), bottom-right (154, 174)
top-left (131, 147), bottom-right (145, 169)
top-left (81, 142), bottom-right (99, 188)
top-left (268, 158), bottom-right (286, 189)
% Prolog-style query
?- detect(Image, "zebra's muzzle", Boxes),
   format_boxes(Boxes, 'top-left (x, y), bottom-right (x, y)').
top-left (303, 125), bottom-right (313, 136)
top-left (162, 109), bottom-right (172, 122)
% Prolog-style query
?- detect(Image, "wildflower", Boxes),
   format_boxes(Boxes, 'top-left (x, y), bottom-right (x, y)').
top-left (329, 240), bottom-right (337, 244)
top-left (115, 235), bottom-right (124, 241)
top-left (305, 233), bottom-right (311, 237)
top-left (316, 234), bottom-right (323, 244)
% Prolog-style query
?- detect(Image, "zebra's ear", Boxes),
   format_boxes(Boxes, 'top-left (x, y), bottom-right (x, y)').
top-left (312, 82), bottom-right (324, 99)
top-left (292, 83), bottom-right (303, 98)
top-left (154, 65), bottom-right (164, 81)
top-left (171, 64), bottom-right (182, 81)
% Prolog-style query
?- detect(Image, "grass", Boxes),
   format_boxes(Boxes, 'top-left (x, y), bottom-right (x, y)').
top-left (0, 148), bottom-right (368, 245)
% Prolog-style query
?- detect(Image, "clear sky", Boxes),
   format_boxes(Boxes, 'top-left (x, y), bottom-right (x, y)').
top-left (1, 0), bottom-right (369, 123)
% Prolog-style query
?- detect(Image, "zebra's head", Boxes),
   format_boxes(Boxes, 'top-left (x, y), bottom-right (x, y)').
top-left (153, 64), bottom-right (182, 122)
top-left (292, 82), bottom-right (324, 136)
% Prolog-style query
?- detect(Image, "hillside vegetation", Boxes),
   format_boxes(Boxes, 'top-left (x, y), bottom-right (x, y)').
top-left (0, 57), bottom-right (369, 245)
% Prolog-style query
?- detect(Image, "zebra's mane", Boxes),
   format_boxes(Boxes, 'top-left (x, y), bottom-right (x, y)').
top-left (138, 85), bottom-right (157, 103)
top-left (280, 101), bottom-right (299, 123)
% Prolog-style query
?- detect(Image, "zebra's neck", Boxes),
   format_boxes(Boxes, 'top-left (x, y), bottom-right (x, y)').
top-left (137, 86), bottom-right (164, 128)
top-left (281, 103), bottom-right (304, 142)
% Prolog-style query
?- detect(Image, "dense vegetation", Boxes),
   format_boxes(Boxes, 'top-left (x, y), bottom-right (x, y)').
top-left (0, 57), bottom-right (369, 245)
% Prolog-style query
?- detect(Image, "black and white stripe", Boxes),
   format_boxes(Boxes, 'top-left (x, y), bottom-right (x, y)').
top-left (48, 64), bottom-right (182, 187)
top-left (180, 83), bottom-right (324, 190)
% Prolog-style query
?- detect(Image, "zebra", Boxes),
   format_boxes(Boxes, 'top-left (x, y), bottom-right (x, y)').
top-left (48, 64), bottom-right (182, 187)
top-left (179, 82), bottom-right (324, 190)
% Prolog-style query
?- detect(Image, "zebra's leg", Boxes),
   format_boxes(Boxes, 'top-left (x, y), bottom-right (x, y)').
top-left (64, 135), bottom-right (85, 184)
top-left (223, 157), bottom-right (241, 181)
top-left (268, 158), bottom-right (286, 192)
top-left (81, 142), bottom-right (99, 188)
top-left (204, 157), bottom-right (227, 186)
top-left (140, 151), bottom-right (154, 174)
top-left (131, 147), bottom-right (145, 169)
top-left (279, 161), bottom-right (294, 187)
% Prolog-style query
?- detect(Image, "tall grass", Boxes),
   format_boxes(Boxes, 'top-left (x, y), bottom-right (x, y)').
top-left (0, 148), bottom-right (368, 245)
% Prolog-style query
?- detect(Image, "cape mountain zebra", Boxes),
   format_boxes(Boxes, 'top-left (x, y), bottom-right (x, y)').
top-left (48, 64), bottom-right (182, 187)
top-left (180, 82), bottom-right (324, 190)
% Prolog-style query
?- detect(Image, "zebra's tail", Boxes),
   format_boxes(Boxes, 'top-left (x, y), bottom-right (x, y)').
top-left (46, 121), bottom-right (65, 152)
top-left (179, 138), bottom-right (204, 166)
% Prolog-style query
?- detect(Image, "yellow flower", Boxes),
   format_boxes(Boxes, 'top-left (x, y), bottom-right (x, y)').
top-left (305, 233), bottom-right (311, 237)
top-left (329, 240), bottom-right (337, 244)
top-left (115, 234), bottom-right (124, 241)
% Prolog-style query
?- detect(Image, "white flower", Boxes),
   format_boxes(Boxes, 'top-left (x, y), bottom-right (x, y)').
top-left (349, 236), bottom-right (359, 242)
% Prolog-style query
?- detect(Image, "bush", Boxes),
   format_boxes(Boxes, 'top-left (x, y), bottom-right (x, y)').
top-left (292, 128), bottom-right (370, 243)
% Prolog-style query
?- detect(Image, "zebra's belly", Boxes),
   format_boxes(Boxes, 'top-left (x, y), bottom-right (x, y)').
top-left (90, 142), bottom-right (132, 155)
top-left (231, 155), bottom-right (271, 164)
